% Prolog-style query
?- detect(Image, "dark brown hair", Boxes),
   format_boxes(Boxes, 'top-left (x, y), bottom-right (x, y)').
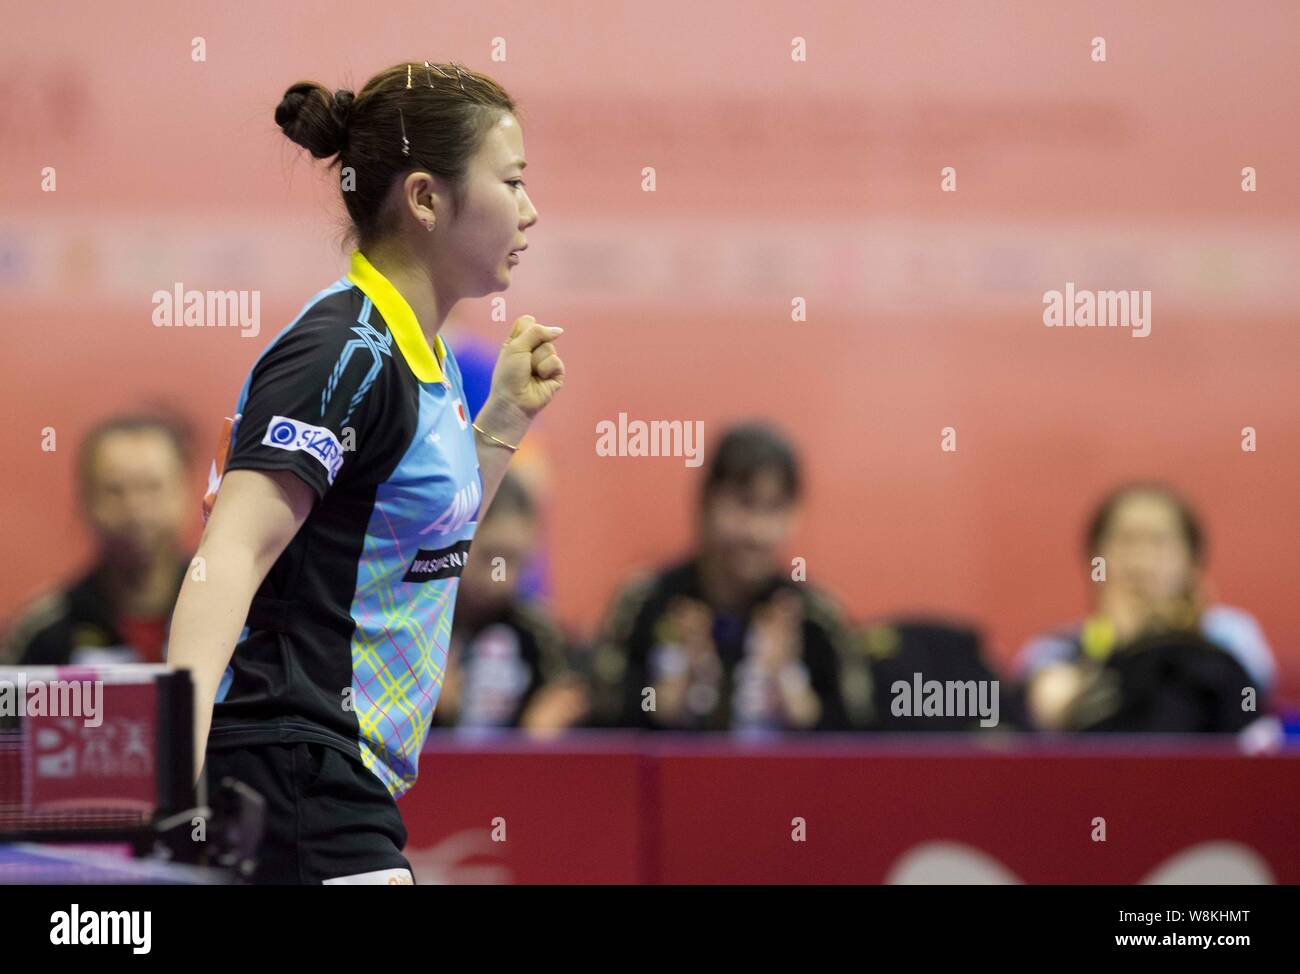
top-left (1085, 482), bottom-right (1205, 564)
top-left (77, 412), bottom-right (193, 496)
top-left (702, 422), bottom-right (802, 504)
top-left (274, 61), bottom-right (519, 249)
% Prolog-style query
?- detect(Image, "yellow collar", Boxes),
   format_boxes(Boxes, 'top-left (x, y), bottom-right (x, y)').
top-left (346, 249), bottom-right (446, 384)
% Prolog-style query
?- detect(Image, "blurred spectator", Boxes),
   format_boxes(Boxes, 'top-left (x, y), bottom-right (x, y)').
top-left (1016, 482), bottom-right (1276, 732)
top-left (2, 413), bottom-right (193, 665)
top-left (434, 472), bottom-right (588, 736)
top-left (590, 422), bottom-right (856, 733)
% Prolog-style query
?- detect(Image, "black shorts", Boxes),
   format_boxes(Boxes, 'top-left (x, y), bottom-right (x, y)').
top-left (204, 741), bottom-right (413, 885)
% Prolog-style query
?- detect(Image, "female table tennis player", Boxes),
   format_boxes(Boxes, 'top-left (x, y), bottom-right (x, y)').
top-left (166, 61), bottom-right (562, 884)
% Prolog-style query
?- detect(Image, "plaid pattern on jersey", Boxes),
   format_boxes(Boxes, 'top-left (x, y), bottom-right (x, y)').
top-left (347, 340), bottom-right (479, 797)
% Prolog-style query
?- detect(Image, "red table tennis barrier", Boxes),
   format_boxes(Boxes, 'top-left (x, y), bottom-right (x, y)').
top-left (0, 665), bottom-right (193, 841)
top-left (22, 680), bottom-right (156, 814)
top-left (398, 734), bottom-right (1300, 884)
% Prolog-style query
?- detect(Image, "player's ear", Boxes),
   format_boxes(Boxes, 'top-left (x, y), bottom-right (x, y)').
top-left (400, 171), bottom-right (442, 229)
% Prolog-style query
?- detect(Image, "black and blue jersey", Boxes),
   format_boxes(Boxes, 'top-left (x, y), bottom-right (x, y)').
top-left (206, 250), bottom-right (482, 797)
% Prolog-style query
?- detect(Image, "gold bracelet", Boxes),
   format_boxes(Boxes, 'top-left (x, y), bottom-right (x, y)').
top-left (472, 422), bottom-right (520, 452)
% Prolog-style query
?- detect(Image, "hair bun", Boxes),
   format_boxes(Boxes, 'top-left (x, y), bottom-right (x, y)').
top-left (332, 89), bottom-right (355, 129)
top-left (330, 89), bottom-right (355, 151)
top-left (275, 80), bottom-right (346, 160)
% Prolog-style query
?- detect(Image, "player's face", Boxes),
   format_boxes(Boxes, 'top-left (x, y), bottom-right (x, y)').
top-left (440, 113), bottom-right (536, 298)
top-left (1097, 492), bottom-right (1196, 603)
top-left (700, 472), bottom-right (798, 588)
top-left (84, 430), bottom-right (188, 563)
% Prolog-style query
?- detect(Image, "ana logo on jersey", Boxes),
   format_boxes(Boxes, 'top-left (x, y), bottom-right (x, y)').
top-left (453, 399), bottom-right (468, 431)
top-left (261, 415), bottom-right (345, 484)
top-left (420, 475), bottom-right (481, 536)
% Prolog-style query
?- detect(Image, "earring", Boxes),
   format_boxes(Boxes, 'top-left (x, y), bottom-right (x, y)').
top-left (424, 221), bottom-right (434, 232)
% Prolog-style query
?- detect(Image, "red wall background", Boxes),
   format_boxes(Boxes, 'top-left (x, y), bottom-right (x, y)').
top-left (2, 2), bottom-right (1297, 700)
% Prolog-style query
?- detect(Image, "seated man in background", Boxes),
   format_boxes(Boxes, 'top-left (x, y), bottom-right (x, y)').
top-left (590, 422), bottom-right (856, 733)
top-left (3, 413), bottom-right (194, 666)
top-left (1016, 482), bottom-right (1276, 732)
top-left (433, 472), bottom-right (589, 736)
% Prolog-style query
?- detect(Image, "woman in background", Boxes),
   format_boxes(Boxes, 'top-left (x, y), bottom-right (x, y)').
top-left (1018, 483), bottom-right (1275, 731)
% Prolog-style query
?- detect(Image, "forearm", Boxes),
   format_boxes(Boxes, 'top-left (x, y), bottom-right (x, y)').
top-left (166, 539), bottom-right (264, 778)
top-left (473, 395), bottom-right (532, 514)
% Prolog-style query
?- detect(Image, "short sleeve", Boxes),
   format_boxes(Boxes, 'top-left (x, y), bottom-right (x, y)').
top-left (1201, 605), bottom-right (1277, 691)
top-left (224, 315), bottom-right (389, 500)
top-left (1014, 632), bottom-right (1079, 678)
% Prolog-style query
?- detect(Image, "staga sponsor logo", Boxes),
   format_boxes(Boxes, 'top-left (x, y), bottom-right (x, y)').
top-left (261, 416), bottom-right (344, 484)
top-left (403, 539), bottom-right (473, 583)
